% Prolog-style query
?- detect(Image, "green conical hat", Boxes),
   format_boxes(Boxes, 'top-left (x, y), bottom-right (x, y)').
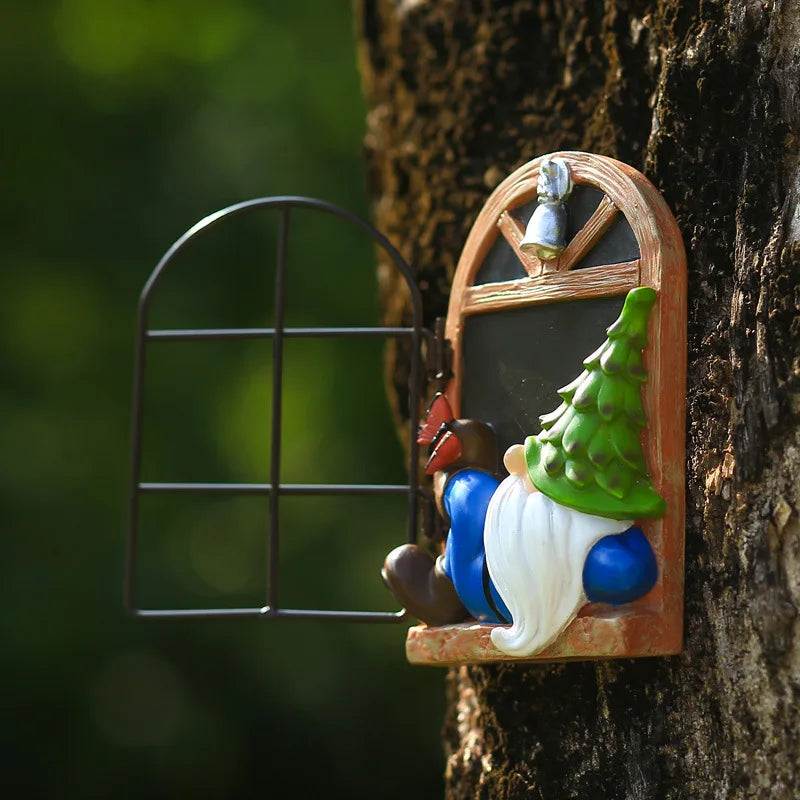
top-left (524, 286), bottom-right (666, 521)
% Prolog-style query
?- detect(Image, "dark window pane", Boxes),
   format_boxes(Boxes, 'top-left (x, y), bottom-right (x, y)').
top-left (472, 234), bottom-right (526, 285)
top-left (460, 295), bottom-right (626, 456)
top-left (473, 201), bottom-right (538, 285)
top-left (566, 186), bottom-right (640, 270)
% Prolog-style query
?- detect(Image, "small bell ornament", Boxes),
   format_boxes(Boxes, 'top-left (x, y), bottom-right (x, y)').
top-left (520, 157), bottom-right (573, 260)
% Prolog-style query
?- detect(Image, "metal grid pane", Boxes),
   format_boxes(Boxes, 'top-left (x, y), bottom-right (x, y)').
top-left (125, 197), bottom-right (426, 622)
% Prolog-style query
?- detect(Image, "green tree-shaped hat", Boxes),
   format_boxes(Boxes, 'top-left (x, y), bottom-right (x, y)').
top-left (524, 286), bottom-right (666, 521)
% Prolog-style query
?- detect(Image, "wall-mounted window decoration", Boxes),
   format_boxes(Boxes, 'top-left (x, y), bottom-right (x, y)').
top-left (383, 152), bottom-right (686, 664)
top-left (127, 153), bottom-right (686, 665)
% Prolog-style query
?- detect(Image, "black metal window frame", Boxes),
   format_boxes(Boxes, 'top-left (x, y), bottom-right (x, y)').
top-left (125, 196), bottom-right (427, 622)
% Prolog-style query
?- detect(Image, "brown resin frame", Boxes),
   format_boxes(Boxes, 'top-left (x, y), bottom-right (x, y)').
top-left (406, 152), bottom-right (687, 665)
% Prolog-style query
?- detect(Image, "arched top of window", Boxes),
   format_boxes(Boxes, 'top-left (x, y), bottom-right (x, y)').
top-left (441, 151), bottom-right (685, 452)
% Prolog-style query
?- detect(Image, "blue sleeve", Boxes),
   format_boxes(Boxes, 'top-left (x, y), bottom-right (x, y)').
top-left (583, 527), bottom-right (658, 605)
top-left (441, 470), bottom-right (509, 623)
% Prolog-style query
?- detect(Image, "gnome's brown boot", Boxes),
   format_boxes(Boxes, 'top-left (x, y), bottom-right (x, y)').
top-left (382, 545), bottom-right (469, 627)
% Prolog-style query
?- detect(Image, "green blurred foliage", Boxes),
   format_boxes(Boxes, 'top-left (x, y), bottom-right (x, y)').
top-left (0, 2), bottom-right (444, 797)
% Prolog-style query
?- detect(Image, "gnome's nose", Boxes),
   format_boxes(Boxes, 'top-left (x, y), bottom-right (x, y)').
top-left (503, 444), bottom-right (538, 493)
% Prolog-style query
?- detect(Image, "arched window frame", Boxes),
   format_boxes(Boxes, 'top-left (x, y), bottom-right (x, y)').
top-left (406, 152), bottom-right (687, 663)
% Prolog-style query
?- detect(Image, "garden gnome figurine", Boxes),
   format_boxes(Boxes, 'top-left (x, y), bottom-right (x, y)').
top-left (484, 286), bottom-right (664, 655)
top-left (383, 287), bottom-right (664, 658)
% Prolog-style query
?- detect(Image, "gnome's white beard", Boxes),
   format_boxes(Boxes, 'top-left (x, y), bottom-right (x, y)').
top-left (484, 476), bottom-right (630, 657)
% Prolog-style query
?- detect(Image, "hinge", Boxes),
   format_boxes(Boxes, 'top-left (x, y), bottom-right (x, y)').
top-left (420, 316), bottom-right (452, 545)
top-left (426, 316), bottom-right (453, 394)
top-left (421, 487), bottom-right (448, 546)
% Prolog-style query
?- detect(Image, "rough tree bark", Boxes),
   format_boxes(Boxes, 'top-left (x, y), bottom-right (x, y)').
top-left (357, 1), bottom-right (800, 797)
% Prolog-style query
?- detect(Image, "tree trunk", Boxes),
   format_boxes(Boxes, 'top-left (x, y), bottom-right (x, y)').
top-left (357, 1), bottom-right (800, 797)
